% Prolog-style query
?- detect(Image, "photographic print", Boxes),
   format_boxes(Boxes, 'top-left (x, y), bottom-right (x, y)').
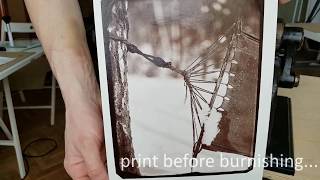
top-left (94, 0), bottom-right (278, 179)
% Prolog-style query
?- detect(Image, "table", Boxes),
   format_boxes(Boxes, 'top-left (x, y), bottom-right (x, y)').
top-left (0, 40), bottom-right (44, 178)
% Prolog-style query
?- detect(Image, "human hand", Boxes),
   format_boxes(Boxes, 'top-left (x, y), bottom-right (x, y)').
top-left (64, 99), bottom-right (108, 180)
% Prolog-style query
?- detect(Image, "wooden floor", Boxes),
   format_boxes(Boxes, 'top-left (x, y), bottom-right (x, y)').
top-left (0, 76), bottom-right (319, 180)
top-left (0, 89), bottom-right (71, 180)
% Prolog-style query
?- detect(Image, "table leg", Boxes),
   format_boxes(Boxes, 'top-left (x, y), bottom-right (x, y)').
top-left (3, 78), bottom-right (26, 178)
top-left (0, 117), bottom-right (12, 140)
top-left (50, 75), bottom-right (56, 126)
top-left (0, 91), bottom-right (12, 139)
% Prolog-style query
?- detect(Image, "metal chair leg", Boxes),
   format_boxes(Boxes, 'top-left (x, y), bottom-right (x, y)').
top-left (0, 116), bottom-right (12, 140)
top-left (3, 78), bottom-right (26, 178)
top-left (0, 91), bottom-right (12, 139)
top-left (18, 91), bottom-right (26, 103)
top-left (0, 91), bottom-right (3, 118)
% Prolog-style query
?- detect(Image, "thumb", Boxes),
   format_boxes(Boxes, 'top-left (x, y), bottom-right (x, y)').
top-left (81, 140), bottom-right (108, 180)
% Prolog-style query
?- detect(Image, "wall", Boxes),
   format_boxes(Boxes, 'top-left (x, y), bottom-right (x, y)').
top-left (278, 0), bottom-right (309, 23)
top-left (5, 0), bottom-right (93, 22)
top-left (306, 0), bottom-right (320, 22)
top-left (7, 0), bottom-right (28, 22)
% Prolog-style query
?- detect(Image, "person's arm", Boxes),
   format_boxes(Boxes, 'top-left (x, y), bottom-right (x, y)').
top-left (24, 1), bottom-right (108, 179)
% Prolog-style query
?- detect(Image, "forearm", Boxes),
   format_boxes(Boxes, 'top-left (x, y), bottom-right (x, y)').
top-left (24, 2), bottom-right (108, 179)
top-left (24, 0), bottom-right (100, 110)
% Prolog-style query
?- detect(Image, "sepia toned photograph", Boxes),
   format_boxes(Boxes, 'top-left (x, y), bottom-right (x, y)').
top-left (100, 0), bottom-right (264, 178)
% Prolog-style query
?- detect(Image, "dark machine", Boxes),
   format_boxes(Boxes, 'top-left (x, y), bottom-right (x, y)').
top-left (266, 21), bottom-right (320, 175)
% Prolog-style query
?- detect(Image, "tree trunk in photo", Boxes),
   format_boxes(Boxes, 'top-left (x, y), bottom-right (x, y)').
top-left (102, 0), bottom-right (140, 176)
